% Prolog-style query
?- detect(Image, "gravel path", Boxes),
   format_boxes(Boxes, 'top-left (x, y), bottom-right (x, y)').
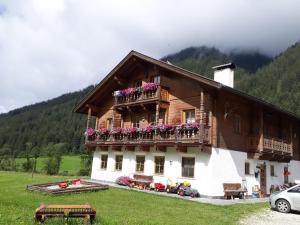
top-left (240, 209), bottom-right (300, 225)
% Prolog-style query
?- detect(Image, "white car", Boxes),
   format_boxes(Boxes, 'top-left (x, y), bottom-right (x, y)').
top-left (269, 184), bottom-right (300, 213)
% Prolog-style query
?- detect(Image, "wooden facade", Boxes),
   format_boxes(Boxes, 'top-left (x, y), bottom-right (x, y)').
top-left (75, 51), bottom-right (300, 163)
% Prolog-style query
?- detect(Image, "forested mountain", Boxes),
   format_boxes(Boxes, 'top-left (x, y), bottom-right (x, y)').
top-left (0, 86), bottom-right (94, 156)
top-left (161, 46), bottom-right (272, 78)
top-left (162, 43), bottom-right (300, 116)
top-left (1, 42), bottom-right (300, 155)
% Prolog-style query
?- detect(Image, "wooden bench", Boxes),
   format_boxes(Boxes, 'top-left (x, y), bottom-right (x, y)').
top-left (35, 203), bottom-right (96, 224)
top-left (223, 183), bottom-right (247, 199)
top-left (131, 174), bottom-right (153, 187)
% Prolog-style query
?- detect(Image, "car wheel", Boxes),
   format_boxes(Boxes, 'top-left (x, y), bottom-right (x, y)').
top-left (276, 199), bottom-right (291, 213)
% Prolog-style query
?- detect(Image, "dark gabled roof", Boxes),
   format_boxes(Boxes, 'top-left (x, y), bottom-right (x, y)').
top-left (212, 62), bottom-right (236, 70)
top-left (74, 50), bottom-right (300, 121)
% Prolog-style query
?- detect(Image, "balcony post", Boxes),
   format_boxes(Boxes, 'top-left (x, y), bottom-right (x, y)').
top-left (199, 88), bottom-right (204, 142)
top-left (258, 109), bottom-right (264, 151)
top-left (155, 102), bottom-right (160, 125)
top-left (86, 107), bottom-right (92, 129)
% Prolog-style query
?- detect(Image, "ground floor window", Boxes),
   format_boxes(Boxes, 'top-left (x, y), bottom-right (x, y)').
top-left (182, 157), bottom-right (195, 178)
top-left (154, 156), bottom-right (165, 174)
top-left (136, 155), bottom-right (145, 173)
top-left (115, 155), bottom-right (123, 171)
top-left (100, 154), bottom-right (108, 169)
top-left (270, 165), bottom-right (275, 176)
top-left (245, 162), bottom-right (250, 175)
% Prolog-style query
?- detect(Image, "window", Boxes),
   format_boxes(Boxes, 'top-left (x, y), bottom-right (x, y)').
top-left (149, 113), bottom-right (156, 125)
top-left (183, 110), bottom-right (195, 123)
top-left (106, 118), bottom-right (113, 129)
top-left (150, 75), bottom-right (160, 84)
top-left (133, 115), bottom-right (141, 128)
top-left (270, 165), bottom-right (275, 177)
top-left (100, 154), bottom-right (108, 169)
top-left (115, 155), bottom-right (123, 171)
top-left (136, 155), bottom-right (145, 173)
top-left (182, 157), bottom-right (195, 178)
top-left (233, 114), bottom-right (242, 134)
top-left (245, 162), bottom-right (250, 175)
top-left (154, 156), bottom-right (165, 174)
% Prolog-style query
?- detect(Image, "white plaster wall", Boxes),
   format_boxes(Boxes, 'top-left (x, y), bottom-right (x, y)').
top-left (213, 68), bottom-right (234, 88)
top-left (90, 146), bottom-right (300, 197)
top-left (290, 160), bottom-right (300, 183)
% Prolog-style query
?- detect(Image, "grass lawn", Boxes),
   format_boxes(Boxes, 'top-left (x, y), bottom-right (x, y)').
top-left (15, 155), bottom-right (81, 175)
top-left (0, 171), bottom-right (268, 225)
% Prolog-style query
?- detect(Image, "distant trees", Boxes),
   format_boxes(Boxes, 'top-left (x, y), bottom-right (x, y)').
top-left (0, 144), bottom-right (15, 171)
top-left (78, 154), bottom-right (92, 176)
top-left (0, 86), bottom-right (93, 156)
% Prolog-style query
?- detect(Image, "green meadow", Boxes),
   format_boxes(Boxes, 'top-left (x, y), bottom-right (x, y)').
top-left (0, 171), bottom-right (268, 225)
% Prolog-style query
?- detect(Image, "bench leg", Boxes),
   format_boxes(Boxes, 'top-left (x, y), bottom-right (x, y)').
top-left (84, 215), bottom-right (91, 225)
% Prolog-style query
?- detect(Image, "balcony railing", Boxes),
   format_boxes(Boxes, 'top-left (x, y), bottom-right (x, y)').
top-left (263, 137), bottom-right (292, 153)
top-left (114, 85), bottom-right (169, 106)
top-left (85, 126), bottom-right (210, 145)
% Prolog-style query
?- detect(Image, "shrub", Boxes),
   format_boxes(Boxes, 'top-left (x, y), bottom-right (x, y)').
top-left (78, 169), bottom-right (90, 176)
top-left (44, 155), bottom-right (61, 175)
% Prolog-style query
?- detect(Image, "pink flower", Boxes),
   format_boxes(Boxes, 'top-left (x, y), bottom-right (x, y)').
top-left (85, 128), bottom-right (95, 137)
top-left (143, 82), bottom-right (158, 91)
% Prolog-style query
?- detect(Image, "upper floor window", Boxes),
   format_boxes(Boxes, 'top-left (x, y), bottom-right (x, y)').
top-left (150, 75), bottom-right (160, 84)
top-left (270, 165), bottom-right (275, 177)
top-left (106, 118), bottom-right (113, 129)
top-left (136, 155), bottom-right (145, 173)
top-left (154, 156), bottom-right (165, 174)
top-left (182, 157), bottom-right (195, 178)
top-left (149, 113), bottom-right (156, 125)
top-left (183, 110), bottom-right (195, 123)
top-left (233, 114), bottom-right (242, 134)
top-left (245, 162), bottom-right (250, 175)
top-left (100, 154), bottom-right (108, 169)
top-left (115, 155), bottom-right (123, 171)
top-left (133, 115), bottom-right (142, 128)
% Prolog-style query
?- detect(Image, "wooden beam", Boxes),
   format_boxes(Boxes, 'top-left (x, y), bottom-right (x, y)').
top-left (176, 145), bottom-right (187, 153)
top-left (125, 146), bottom-right (135, 151)
top-left (155, 145), bottom-right (166, 152)
top-left (99, 146), bottom-right (108, 151)
top-left (112, 146), bottom-right (122, 151)
top-left (138, 145), bottom-right (150, 152)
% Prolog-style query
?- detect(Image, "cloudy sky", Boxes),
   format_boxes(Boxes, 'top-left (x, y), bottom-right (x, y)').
top-left (0, 0), bottom-right (300, 113)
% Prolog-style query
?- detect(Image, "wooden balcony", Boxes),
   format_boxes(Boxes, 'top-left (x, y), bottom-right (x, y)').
top-left (114, 85), bottom-right (169, 107)
top-left (85, 126), bottom-right (210, 151)
top-left (247, 136), bottom-right (293, 162)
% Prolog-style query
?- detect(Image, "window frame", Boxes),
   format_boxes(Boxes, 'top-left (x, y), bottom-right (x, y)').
top-left (154, 156), bottom-right (165, 175)
top-left (270, 165), bottom-right (275, 177)
top-left (136, 155), bottom-right (145, 173)
top-left (100, 154), bottom-right (108, 170)
top-left (245, 162), bottom-right (250, 175)
top-left (150, 75), bottom-right (161, 84)
top-left (106, 118), bottom-right (113, 129)
top-left (233, 114), bottom-right (242, 134)
top-left (115, 155), bottom-right (123, 171)
top-left (181, 157), bottom-right (195, 178)
top-left (183, 109), bottom-right (196, 124)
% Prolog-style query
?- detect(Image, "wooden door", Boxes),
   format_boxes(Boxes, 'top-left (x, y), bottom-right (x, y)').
top-left (260, 164), bottom-right (267, 197)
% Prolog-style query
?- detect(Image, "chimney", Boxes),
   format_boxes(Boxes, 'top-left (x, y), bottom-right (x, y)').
top-left (212, 63), bottom-right (236, 88)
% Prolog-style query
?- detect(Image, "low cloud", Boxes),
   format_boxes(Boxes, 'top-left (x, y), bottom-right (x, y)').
top-left (0, 0), bottom-right (300, 112)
